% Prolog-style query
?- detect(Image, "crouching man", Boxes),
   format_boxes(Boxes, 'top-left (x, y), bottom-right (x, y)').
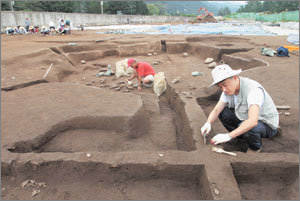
top-left (127, 58), bottom-right (156, 91)
top-left (201, 64), bottom-right (281, 152)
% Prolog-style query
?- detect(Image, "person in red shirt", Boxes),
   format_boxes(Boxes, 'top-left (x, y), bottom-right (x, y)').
top-left (127, 58), bottom-right (156, 91)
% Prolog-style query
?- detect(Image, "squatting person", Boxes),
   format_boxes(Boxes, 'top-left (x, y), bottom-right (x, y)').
top-left (201, 64), bottom-right (281, 152)
top-left (126, 58), bottom-right (156, 91)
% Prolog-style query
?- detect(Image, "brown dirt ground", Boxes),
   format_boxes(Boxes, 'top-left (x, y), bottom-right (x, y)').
top-left (1, 28), bottom-right (299, 200)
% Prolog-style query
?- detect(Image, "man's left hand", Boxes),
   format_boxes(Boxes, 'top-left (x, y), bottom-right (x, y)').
top-left (210, 133), bottom-right (232, 145)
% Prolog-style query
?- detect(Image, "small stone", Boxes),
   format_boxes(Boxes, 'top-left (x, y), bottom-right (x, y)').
top-left (115, 87), bottom-right (121, 91)
top-left (91, 80), bottom-right (95, 83)
top-left (38, 182), bottom-right (47, 188)
top-left (208, 62), bottom-right (217, 68)
top-left (158, 152), bottom-right (164, 157)
top-left (171, 76), bottom-right (181, 84)
top-left (81, 60), bottom-right (86, 64)
top-left (154, 52), bottom-right (158, 55)
top-left (191, 72), bottom-right (204, 77)
top-left (124, 89), bottom-right (130, 92)
top-left (118, 81), bottom-right (126, 84)
top-left (122, 187), bottom-right (127, 194)
top-left (31, 189), bottom-right (40, 197)
top-left (82, 77), bottom-right (86, 80)
top-left (85, 83), bottom-right (93, 86)
top-left (183, 52), bottom-right (189, 57)
top-left (21, 180), bottom-right (31, 188)
top-left (214, 188), bottom-right (219, 195)
top-left (87, 153), bottom-right (92, 158)
top-left (1, 187), bottom-right (7, 197)
top-left (152, 61), bottom-right (160, 65)
top-left (284, 112), bottom-right (290, 116)
top-left (99, 79), bottom-right (106, 84)
top-left (110, 84), bottom-right (119, 89)
top-left (205, 58), bottom-right (214, 64)
top-left (11, 76), bottom-right (16, 80)
top-left (147, 53), bottom-right (152, 56)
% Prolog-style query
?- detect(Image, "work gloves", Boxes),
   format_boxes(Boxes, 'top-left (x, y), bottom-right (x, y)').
top-left (211, 133), bottom-right (232, 145)
top-left (201, 122), bottom-right (232, 145)
top-left (201, 122), bottom-right (211, 136)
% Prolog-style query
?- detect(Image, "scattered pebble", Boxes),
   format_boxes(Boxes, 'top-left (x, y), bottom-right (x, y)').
top-left (171, 76), bottom-right (181, 84)
top-left (68, 43), bottom-right (77, 46)
top-left (38, 182), bottom-right (47, 188)
top-left (284, 112), bottom-right (290, 116)
top-left (81, 60), bottom-right (86, 64)
top-left (82, 77), bottom-right (86, 80)
top-left (122, 187), bottom-right (127, 194)
top-left (147, 53), bottom-right (152, 56)
top-left (214, 188), bottom-right (219, 195)
top-left (87, 153), bottom-right (91, 158)
top-left (191, 71), bottom-right (204, 76)
top-left (114, 87), bottom-right (121, 91)
top-left (31, 189), bottom-right (40, 197)
top-left (154, 52), bottom-right (158, 55)
top-left (152, 61), bottom-right (160, 65)
top-left (208, 62), bottom-right (217, 68)
top-left (158, 152), bottom-right (164, 157)
top-left (1, 187), bottom-right (6, 197)
top-left (11, 76), bottom-right (16, 80)
top-left (183, 52), bottom-right (189, 57)
top-left (205, 58), bottom-right (214, 64)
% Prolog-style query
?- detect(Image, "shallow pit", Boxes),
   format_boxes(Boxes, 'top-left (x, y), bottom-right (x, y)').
top-left (1, 162), bottom-right (212, 200)
top-left (231, 162), bottom-right (299, 200)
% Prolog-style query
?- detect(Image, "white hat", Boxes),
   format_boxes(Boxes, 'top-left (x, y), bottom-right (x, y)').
top-left (209, 64), bottom-right (242, 87)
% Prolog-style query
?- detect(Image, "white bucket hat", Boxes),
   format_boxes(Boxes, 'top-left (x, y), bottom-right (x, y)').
top-left (209, 64), bottom-right (242, 87)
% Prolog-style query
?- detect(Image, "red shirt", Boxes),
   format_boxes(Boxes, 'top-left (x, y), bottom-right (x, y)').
top-left (136, 62), bottom-right (155, 77)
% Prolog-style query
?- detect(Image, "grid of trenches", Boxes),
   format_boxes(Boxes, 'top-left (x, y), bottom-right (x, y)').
top-left (1, 35), bottom-right (299, 200)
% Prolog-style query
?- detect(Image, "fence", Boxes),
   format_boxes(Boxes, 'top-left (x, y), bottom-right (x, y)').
top-left (228, 10), bottom-right (299, 22)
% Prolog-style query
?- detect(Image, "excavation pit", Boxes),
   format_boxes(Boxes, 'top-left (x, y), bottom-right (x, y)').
top-left (232, 162), bottom-right (299, 200)
top-left (2, 31), bottom-right (299, 200)
top-left (3, 82), bottom-right (197, 153)
top-left (1, 162), bottom-right (211, 200)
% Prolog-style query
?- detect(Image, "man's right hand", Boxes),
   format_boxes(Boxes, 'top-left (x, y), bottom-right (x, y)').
top-left (201, 122), bottom-right (211, 136)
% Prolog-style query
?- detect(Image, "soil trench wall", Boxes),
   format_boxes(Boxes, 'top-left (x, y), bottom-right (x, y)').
top-left (1, 11), bottom-right (192, 31)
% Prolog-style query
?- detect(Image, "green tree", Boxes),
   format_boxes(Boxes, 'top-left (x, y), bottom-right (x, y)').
top-left (1, 1), bottom-right (12, 11)
top-left (104, 1), bottom-right (148, 15)
top-left (217, 7), bottom-right (231, 16)
top-left (238, 1), bottom-right (299, 13)
top-left (148, 2), bottom-right (167, 15)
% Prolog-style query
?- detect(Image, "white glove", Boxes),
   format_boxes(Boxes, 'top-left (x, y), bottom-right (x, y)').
top-left (211, 133), bottom-right (232, 145)
top-left (201, 122), bottom-right (211, 136)
top-left (126, 78), bottom-right (132, 85)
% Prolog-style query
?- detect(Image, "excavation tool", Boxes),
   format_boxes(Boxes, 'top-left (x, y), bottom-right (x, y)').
top-left (203, 132), bottom-right (207, 145)
top-left (212, 147), bottom-right (237, 156)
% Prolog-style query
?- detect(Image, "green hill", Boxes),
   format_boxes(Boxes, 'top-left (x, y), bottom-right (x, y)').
top-left (146, 1), bottom-right (243, 15)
